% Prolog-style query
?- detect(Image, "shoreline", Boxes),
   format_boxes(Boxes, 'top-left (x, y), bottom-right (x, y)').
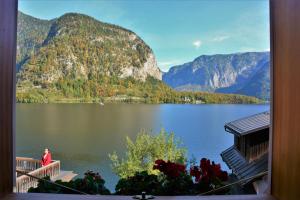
top-left (16, 97), bottom-right (268, 104)
top-left (16, 101), bottom-right (270, 105)
top-left (16, 91), bottom-right (266, 104)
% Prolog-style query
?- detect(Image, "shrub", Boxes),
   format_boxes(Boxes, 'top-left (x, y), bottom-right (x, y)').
top-left (152, 159), bottom-right (194, 195)
top-left (109, 129), bottom-right (187, 178)
top-left (115, 171), bottom-right (162, 195)
top-left (115, 158), bottom-right (229, 195)
top-left (28, 170), bottom-right (110, 195)
top-left (115, 160), bottom-right (193, 196)
top-left (72, 171), bottom-right (111, 195)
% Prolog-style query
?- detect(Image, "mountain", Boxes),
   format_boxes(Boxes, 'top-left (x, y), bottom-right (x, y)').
top-left (163, 52), bottom-right (270, 99)
top-left (17, 12), bottom-right (162, 84)
top-left (16, 11), bottom-right (261, 104)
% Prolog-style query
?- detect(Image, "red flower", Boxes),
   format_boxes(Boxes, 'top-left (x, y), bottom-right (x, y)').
top-left (190, 166), bottom-right (201, 182)
top-left (219, 171), bottom-right (228, 182)
top-left (190, 158), bottom-right (228, 184)
top-left (153, 159), bottom-right (186, 178)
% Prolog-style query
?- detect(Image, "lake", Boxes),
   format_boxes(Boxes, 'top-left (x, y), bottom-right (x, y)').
top-left (16, 103), bottom-right (269, 191)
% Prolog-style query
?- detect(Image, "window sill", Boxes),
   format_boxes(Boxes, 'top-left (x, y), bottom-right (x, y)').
top-left (2, 193), bottom-right (276, 200)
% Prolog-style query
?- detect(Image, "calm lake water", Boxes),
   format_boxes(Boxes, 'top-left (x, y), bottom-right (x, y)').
top-left (16, 103), bottom-right (269, 191)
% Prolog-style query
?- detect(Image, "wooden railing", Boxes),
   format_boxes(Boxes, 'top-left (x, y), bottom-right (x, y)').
top-left (16, 157), bottom-right (60, 193)
top-left (16, 157), bottom-right (41, 175)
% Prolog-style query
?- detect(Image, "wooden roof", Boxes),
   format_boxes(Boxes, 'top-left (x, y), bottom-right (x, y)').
top-left (221, 146), bottom-right (268, 185)
top-left (224, 111), bottom-right (270, 136)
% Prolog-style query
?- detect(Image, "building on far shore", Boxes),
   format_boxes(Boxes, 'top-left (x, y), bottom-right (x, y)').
top-left (221, 111), bottom-right (270, 194)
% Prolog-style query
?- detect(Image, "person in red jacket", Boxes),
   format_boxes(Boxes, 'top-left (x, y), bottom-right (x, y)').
top-left (41, 148), bottom-right (52, 166)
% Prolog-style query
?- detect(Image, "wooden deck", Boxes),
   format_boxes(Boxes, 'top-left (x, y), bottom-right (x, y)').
top-left (16, 157), bottom-right (77, 193)
top-left (52, 170), bottom-right (77, 182)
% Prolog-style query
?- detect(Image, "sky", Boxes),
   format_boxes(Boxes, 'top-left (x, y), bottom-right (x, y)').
top-left (19, 0), bottom-right (270, 72)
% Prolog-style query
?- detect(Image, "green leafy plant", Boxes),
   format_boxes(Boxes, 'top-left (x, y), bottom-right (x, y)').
top-left (109, 129), bottom-right (187, 178)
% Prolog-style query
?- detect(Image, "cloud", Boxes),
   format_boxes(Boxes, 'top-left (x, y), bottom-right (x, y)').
top-left (212, 35), bottom-right (230, 42)
top-left (193, 40), bottom-right (202, 49)
top-left (158, 60), bottom-right (183, 72)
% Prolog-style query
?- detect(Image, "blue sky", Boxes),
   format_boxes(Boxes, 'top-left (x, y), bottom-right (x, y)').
top-left (19, 0), bottom-right (270, 72)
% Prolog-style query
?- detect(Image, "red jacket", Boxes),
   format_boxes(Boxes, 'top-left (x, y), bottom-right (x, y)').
top-left (41, 152), bottom-right (52, 166)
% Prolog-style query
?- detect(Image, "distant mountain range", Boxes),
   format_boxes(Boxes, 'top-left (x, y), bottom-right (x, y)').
top-left (163, 52), bottom-right (270, 99)
top-left (15, 11), bottom-right (262, 104)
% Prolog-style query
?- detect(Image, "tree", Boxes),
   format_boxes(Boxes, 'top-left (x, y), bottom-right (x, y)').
top-left (109, 129), bottom-right (187, 178)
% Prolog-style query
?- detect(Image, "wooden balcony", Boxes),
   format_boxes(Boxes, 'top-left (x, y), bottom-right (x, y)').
top-left (15, 157), bottom-right (77, 193)
top-left (16, 157), bottom-right (61, 193)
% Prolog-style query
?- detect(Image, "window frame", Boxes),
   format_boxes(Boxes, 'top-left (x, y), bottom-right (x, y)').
top-left (1, 0), bottom-right (296, 199)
